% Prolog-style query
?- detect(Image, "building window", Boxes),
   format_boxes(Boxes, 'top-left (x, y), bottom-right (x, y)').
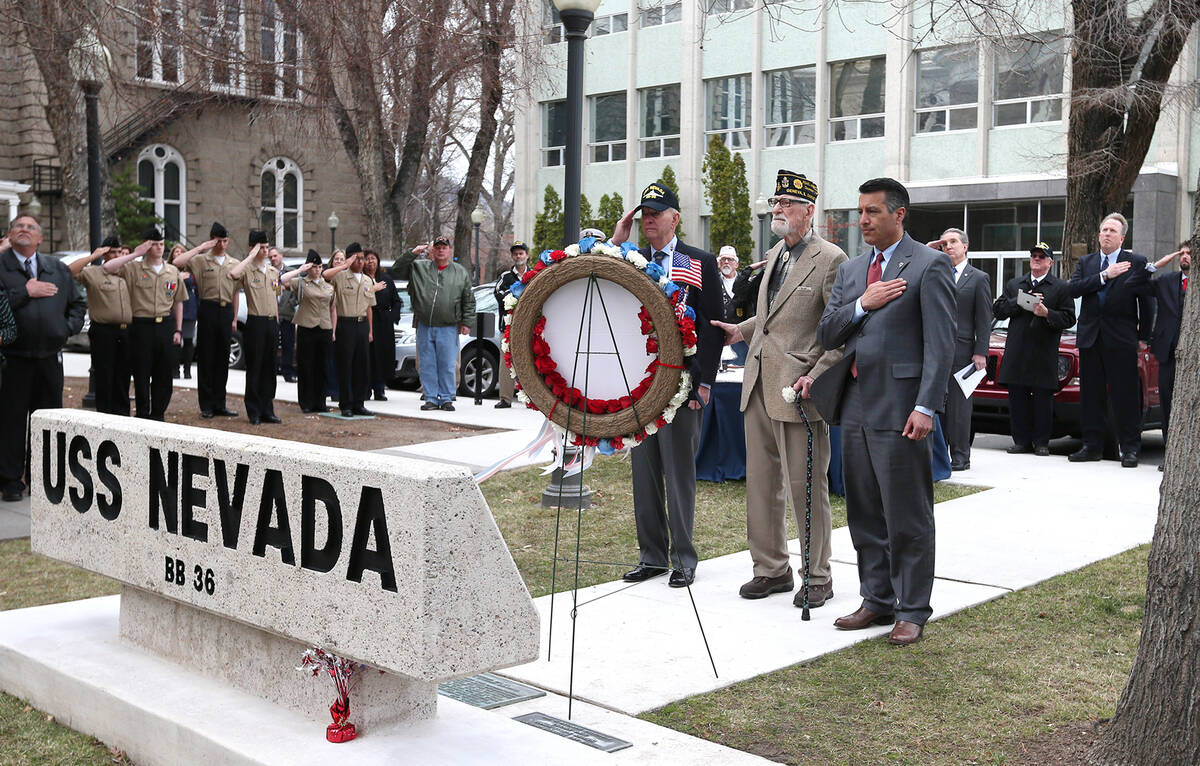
top-left (993, 33), bottom-right (1064, 127)
top-left (821, 210), bottom-right (864, 258)
top-left (134, 0), bottom-right (183, 84)
top-left (199, 0), bottom-right (244, 91)
top-left (542, 0), bottom-right (563, 43)
top-left (764, 66), bottom-right (816, 146)
top-left (260, 0), bottom-right (300, 99)
top-left (137, 145), bottom-right (186, 242)
top-left (705, 75), bottom-right (751, 150)
top-left (542, 100), bottom-right (566, 167)
top-left (640, 1), bottom-right (682, 28)
top-left (914, 44), bottom-right (978, 134)
top-left (706, 0), bottom-right (753, 14)
top-left (829, 57), bottom-right (886, 141)
top-left (592, 12), bottom-right (629, 35)
top-left (261, 157), bottom-right (302, 250)
top-left (639, 85), bottom-right (681, 158)
top-left (590, 93), bottom-right (627, 163)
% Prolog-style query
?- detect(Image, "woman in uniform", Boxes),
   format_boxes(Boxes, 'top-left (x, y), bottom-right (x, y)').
top-left (281, 249), bottom-right (335, 413)
top-left (363, 250), bottom-right (400, 401)
top-left (169, 244), bottom-right (199, 379)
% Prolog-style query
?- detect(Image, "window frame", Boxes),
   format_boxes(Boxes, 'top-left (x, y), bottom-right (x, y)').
top-left (704, 74), bottom-right (752, 150)
top-left (912, 44), bottom-right (980, 135)
top-left (260, 156), bottom-right (303, 251)
top-left (639, 1), bottom-right (682, 28)
top-left (134, 0), bottom-right (184, 85)
top-left (828, 56), bottom-right (886, 142)
top-left (542, 100), bottom-right (566, 167)
top-left (137, 144), bottom-right (187, 242)
top-left (199, 0), bottom-right (246, 93)
top-left (589, 92), bottom-right (628, 164)
top-left (259, 0), bottom-right (301, 100)
top-left (763, 65), bottom-right (817, 147)
top-left (991, 33), bottom-right (1065, 128)
top-left (639, 85), bottom-right (681, 158)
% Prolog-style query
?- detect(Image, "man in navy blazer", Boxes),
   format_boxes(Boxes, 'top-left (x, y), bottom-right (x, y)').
top-left (1149, 242), bottom-right (1189, 452)
top-left (814, 178), bottom-right (956, 646)
top-left (1067, 213), bottom-right (1153, 467)
top-left (612, 181), bottom-right (723, 589)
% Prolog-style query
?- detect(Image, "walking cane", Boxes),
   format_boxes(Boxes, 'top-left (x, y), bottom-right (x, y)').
top-left (796, 399), bottom-right (814, 621)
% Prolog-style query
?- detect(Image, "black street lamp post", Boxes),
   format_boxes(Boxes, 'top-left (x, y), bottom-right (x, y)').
top-left (471, 203), bottom-right (484, 285)
top-left (327, 211), bottom-right (339, 253)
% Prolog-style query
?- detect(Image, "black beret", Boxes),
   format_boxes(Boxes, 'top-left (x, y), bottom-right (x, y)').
top-left (345, 242), bottom-right (363, 256)
top-left (305, 249), bottom-right (322, 265)
top-left (210, 221), bottom-right (228, 239)
top-left (248, 230), bottom-right (269, 247)
top-left (101, 234), bottom-right (120, 249)
top-left (142, 226), bottom-right (164, 242)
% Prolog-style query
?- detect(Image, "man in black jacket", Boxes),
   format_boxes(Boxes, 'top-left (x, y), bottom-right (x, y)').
top-left (1067, 213), bottom-right (1154, 467)
top-left (0, 215), bottom-right (86, 501)
top-left (1149, 242), bottom-right (1189, 452)
top-left (613, 182), bottom-right (723, 588)
top-left (493, 241), bottom-right (529, 408)
top-left (992, 243), bottom-right (1077, 455)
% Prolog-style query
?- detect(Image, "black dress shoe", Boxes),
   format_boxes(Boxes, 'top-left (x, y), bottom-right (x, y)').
top-left (1121, 452), bottom-right (1138, 468)
top-left (622, 564), bottom-right (668, 583)
top-left (2, 487), bottom-right (23, 502)
top-left (314, 406), bottom-right (330, 413)
top-left (1068, 446), bottom-right (1103, 462)
top-left (248, 417), bottom-right (261, 425)
top-left (283, 375), bottom-right (297, 383)
top-left (262, 415), bottom-right (282, 424)
top-left (950, 460), bottom-right (970, 471)
top-left (200, 410), bottom-right (215, 419)
top-left (1034, 446), bottom-right (1051, 456)
top-left (341, 409), bottom-right (353, 417)
top-left (352, 407), bottom-right (373, 416)
top-left (668, 568), bottom-right (695, 588)
top-left (374, 393), bottom-right (388, 401)
top-left (1006, 444), bottom-right (1033, 454)
top-left (300, 407), bottom-right (314, 414)
top-left (494, 400), bottom-right (512, 409)
top-left (215, 408), bottom-right (239, 417)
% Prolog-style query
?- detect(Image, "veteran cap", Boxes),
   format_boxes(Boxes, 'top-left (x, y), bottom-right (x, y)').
top-left (432, 235), bottom-right (450, 247)
top-left (1030, 242), bottom-right (1055, 259)
top-left (345, 241), bottom-right (363, 256)
top-left (101, 234), bottom-right (121, 249)
top-left (775, 170), bottom-right (818, 203)
top-left (638, 181), bottom-right (679, 213)
top-left (510, 241), bottom-right (528, 252)
top-left (210, 221), bottom-right (228, 239)
top-left (305, 248), bottom-right (322, 265)
top-left (142, 225), bottom-right (164, 242)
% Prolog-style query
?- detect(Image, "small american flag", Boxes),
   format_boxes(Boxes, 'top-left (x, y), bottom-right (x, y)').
top-left (670, 251), bottom-right (704, 289)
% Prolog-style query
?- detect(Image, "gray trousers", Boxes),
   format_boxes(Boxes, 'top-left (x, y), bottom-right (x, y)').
top-left (630, 406), bottom-right (701, 570)
top-left (841, 381), bottom-right (936, 625)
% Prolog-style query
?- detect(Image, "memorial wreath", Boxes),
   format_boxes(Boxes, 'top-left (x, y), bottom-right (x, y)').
top-left (503, 236), bottom-right (698, 453)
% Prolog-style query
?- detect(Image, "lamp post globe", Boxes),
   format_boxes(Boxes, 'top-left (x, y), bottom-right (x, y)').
top-left (471, 204), bottom-right (485, 285)
top-left (327, 211), bottom-right (339, 253)
top-left (755, 194), bottom-right (770, 251)
top-left (69, 25), bottom-right (111, 251)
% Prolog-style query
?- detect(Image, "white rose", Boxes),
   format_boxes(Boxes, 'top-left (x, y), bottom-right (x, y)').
top-left (504, 294), bottom-right (518, 310)
top-left (516, 390), bottom-right (530, 404)
top-left (644, 422), bottom-right (658, 436)
top-left (500, 338), bottom-right (509, 352)
top-left (600, 244), bottom-right (621, 258)
top-left (781, 387), bottom-right (798, 404)
top-left (683, 345), bottom-right (697, 356)
top-left (564, 244), bottom-right (581, 256)
top-left (658, 276), bottom-right (670, 287)
top-left (662, 407), bottom-right (676, 424)
top-left (626, 253), bottom-right (648, 269)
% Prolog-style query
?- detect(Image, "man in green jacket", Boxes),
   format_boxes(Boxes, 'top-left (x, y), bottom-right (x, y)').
top-left (394, 235), bottom-right (476, 411)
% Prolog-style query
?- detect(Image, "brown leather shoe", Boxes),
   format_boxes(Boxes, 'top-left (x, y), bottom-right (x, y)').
top-left (887, 620), bottom-right (924, 645)
top-left (793, 580), bottom-right (833, 608)
top-left (833, 606), bottom-right (894, 630)
top-left (739, 568), bottom-right (794, 599)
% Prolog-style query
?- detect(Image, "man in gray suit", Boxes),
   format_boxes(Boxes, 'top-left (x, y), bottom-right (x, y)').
top-left (931, 228), bottom-right (991, 471)
top-left (814, 178), bottom-right (956, 645)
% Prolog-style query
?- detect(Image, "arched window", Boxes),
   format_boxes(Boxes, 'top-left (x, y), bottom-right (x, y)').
top-left (260, 157), bottom-right (302, 249)
top-left (137, 144), bottom-right (186, 242)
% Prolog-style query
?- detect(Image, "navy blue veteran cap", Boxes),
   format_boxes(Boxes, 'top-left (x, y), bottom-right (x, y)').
top-left (510, 241), bottom-right (528, 252)
top-left (638, 181), bottom-right (679, 213)
top-left (1030, 241), bottom-right (1055, 258)
top-left (774, 170), bottom-right (818, 203)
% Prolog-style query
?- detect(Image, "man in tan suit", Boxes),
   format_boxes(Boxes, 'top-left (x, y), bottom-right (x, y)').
top-left (714, 170), bottom-right (847, 607)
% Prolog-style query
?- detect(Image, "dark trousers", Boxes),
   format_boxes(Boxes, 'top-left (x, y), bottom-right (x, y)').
top-left (129, 319), bottom-right (175, 420)
top-left (1008, 385), bottom-right (1054, 448)
top-left (89, 322), bottom-right (130, 416)
top-left (840, 380), bottom-right (935, 625)
top-left (296, 326), bottom-right (331, 411)
top-left (0, 354), bottom-right (63, 492)
top-left (335, 319), bottom-right (369, 411)
top-left (278, 318), bottom-right (295, 376)
top-left (1079, 340), bottom-right (1142, 454)
top-left (243, 315), bottom-right (278, 420)
top-left (630, 406), bottom-right (701, 570)
top-left (1159, 357), bottom-right (1175, 445)
top-left (197, 300), bottom-right (234, 412)
top-left (943, 362), bottom-right (974, 465)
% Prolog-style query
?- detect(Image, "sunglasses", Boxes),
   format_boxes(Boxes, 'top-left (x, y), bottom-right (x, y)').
top-left (1030, 253), bottom-right (1051, 260)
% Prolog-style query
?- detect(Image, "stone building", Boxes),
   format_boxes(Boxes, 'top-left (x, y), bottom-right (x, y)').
top-left (0, 0), bottom-right (366, 255)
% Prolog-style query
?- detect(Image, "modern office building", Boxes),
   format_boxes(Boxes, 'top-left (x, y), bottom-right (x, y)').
top-left (514, 0), bottom-right (1199, 294)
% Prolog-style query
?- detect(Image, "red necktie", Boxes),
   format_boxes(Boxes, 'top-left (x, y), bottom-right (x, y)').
top-left (851, 251), bottom-right (885, 378)
top-left (1184, 275), bottom-right (1188, 292)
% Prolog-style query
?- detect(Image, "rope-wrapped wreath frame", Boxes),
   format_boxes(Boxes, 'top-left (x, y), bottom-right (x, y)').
top-left (509, 254), bottom-right (684, 439)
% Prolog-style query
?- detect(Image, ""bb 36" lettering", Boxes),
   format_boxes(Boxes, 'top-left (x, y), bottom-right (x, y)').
top-left (164, 556), bottom-right (216, 595)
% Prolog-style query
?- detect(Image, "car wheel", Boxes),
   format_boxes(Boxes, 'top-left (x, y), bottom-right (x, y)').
top-left (229, 329), bottom-right (246, 370)
top-left (459, 347), bottom-right (499, 397)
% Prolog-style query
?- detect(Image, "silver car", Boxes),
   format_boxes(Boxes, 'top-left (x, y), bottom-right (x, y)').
top-left (392, 284), bottom-right (501, 397)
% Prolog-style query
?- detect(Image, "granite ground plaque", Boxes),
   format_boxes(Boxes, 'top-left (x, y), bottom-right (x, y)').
top-left (438, 673), bottom-right (546, 709)
top-left (513, 712), bottom-right (632, 752)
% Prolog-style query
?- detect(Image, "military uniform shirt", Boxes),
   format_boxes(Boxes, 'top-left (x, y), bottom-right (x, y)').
top-left (332, 270), bottom-right (376, 318)
top-left (78, 263), bottom-right (132, 324)
top-left (293, 276), bottom-right (335, 329)
top-left (241, 264), bottom-right (281, 318)
top-left (122, 260), bottom-right (188, 318)
top-left (187, 253), bottom-right (242, 304)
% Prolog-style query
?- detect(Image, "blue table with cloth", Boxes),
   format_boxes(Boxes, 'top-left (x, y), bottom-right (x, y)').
top-left (695, 370), bottom-right (952, 493)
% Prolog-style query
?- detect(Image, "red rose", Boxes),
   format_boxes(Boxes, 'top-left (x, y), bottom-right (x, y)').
top-left (655, 416), bottom-right (667, 428)
top-left (534, 356), bottom-right (557, 374)
top-left (611, 437), bottom-right (624, 450)
top-left (584, 436), bottom-right (600, 447)
top-left (604, 399), bottom-right (623, 414)
top-left (619, 395), bottom-right (633, 409)
top-left (534, 316), bottom-right (547, 334)
top-left (550, 250), bottom-right (568, 262)
top-left (568, 388), bottom-right (585, 406)
top-left (503, 352), bottom-right (512, 367)
top-left (645, 360), bottom-right (658, 374)
top-left (531, 336), bottom-right (551, 357)
top-left (503, 325), bottom-right (511, 341)
top-left (586, 398), bottom-right (606, 414)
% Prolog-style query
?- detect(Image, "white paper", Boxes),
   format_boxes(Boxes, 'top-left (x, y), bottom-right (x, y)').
top-left (955, 362), bottom-right (987, 399)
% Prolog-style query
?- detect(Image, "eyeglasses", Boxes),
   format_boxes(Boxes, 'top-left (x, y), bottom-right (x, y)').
top-left (769, 197), bottom-right (804, 209)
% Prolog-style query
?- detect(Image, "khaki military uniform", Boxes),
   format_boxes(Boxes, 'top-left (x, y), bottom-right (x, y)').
top-left (331, 270), bottom-right (375, 414)
top-left (78, 264), bottom-right (132, 415)
top-left (187, 252), bottom-right (241, 415)
top-left (121, 259), bottom-right (187, 420)
top-left (294, 275), bottom-right (335, 411)
top-left (239, 263), bottom-right (281, 422)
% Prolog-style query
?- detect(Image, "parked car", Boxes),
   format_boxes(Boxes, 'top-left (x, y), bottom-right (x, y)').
top-left (391, 284), bottom-right (501, 397)
top-left (971, 298), bottom-right (1162, 454)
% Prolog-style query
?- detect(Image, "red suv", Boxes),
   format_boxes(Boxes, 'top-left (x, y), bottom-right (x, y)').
top-left (971, 299), bottom-right (1162, 451)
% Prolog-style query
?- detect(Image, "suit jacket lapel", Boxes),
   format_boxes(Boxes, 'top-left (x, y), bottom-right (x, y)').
top-left (883, 235), bottom-right (912, 281)
top-left (765, 239), bottom-right (818, 322)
